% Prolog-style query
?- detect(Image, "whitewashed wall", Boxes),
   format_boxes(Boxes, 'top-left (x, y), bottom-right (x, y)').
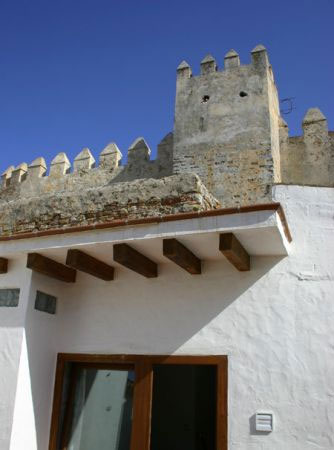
top-left (1, 185), bottom-right (333, 449)
top-left (0, 258), bottom-right (31, 450)
top-left (10, 272), bottom-right (63, 450)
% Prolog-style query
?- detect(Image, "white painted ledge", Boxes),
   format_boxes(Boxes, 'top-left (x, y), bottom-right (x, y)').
top-left (0, 209), bottom-right (290, 263)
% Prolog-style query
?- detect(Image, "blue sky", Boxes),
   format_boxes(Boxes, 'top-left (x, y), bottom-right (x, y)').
top-left (0, 0), bottom-right (333, 172)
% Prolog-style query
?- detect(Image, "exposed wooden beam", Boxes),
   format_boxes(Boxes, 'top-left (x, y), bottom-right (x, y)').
top-left (0, 258), bottom-right (8, 274)
top-left (163, 238), bottom-right (201, 274)
top-left (27, 253), bottom-right (76, 283)
top-left (66, 249), bottom-right (114, 281)
top-left (113, 243), bottom-right (157, 278)
top-left (219, 233), bottom-right (250, 271)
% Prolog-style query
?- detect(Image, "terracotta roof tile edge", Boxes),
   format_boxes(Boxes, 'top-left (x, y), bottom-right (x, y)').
top-left (0, 203), bottom-right (292, 243)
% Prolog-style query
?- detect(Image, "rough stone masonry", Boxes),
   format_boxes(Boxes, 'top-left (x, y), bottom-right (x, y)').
top-left (0, 45), bottom-right (333, 237)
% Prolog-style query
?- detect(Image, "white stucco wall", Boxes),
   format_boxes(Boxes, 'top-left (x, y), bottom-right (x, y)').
top-left (0, 185), bottom-right (333, 449)
top-left (9, 272), bottom-right (63, 450)
top-left (0, 258), bottom-right (32, 450)
top-left (9, 331), bottom-right (37, 450)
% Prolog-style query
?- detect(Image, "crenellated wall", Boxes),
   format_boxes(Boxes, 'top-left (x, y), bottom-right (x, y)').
top-left (173, 45), bottom-right (281, 206)
top-left (1, 133), bottom-right (173, 200)
top-left (0, 45), bottom-right (333, 233)
top-left (279, 109), bottom-right (334, 186)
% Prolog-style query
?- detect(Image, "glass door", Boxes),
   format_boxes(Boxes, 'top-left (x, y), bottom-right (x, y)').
top-left (50, 355), bottom-right (227, 450)
top-left (59, 364), bottom-right (134, 450)
top-left (150, 364), bottom-right (216, 450)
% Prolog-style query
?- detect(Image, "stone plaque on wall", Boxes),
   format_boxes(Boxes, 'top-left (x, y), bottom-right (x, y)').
top-left (0, 288), bottom-right (20, 307)
top-left (35, 291), bottom-right (57, 315)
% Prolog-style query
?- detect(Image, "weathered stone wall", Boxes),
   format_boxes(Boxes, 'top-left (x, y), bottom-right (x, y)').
top-left (1, 133), bottom-right (174, 199)
top-left (0, 45), bottom-right (333, 236)
top-left (0, 173), bottom-right (220, 237)
top-left (173, 46), bottom-right (281, 206)
top-left (280, 109), bottom-right (334, 186)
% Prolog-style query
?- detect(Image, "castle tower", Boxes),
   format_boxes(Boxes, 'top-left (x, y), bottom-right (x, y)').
top-left (173, 45), bottom-right (282, 206)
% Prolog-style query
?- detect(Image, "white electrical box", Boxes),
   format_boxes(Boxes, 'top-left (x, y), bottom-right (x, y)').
top-left (255, 413), bottom-right (273, 432)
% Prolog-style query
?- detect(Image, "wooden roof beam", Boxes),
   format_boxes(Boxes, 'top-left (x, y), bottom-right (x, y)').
top-left (66, 249), bottom-right (114, 281)
top-left (219, 233), bottom-right (250, 271)
top-left (163, 238), bottom-right (201, 274)
top-left (27, 253), bottom-right (76, 282)
top-left (113, 243), bottom-right (157, 278)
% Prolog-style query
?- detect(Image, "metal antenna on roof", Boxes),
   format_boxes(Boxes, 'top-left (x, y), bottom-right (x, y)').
top-left (280, 97), bottom-right (296, 115)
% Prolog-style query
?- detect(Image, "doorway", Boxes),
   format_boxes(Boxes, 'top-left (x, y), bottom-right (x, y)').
top-left (49, 355), bottom-right (227, 450)
top-left (151, 364), bottom-right (216, 450)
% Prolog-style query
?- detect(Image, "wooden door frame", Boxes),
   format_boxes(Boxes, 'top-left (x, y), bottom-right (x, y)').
top-left (49, 354), bottom-right (228, 450)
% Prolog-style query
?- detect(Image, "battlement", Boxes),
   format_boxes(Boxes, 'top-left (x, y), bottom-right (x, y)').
top-left (0, 44), bottom-right (333, 239)
top-left (1, 134), bottom-right (174, 197)
top-left (279, 108), bottom-right (334, 186)
top-left (176, 45), bottom-right (271, 79)
top-left (173, 44), bottom-right (281, 206)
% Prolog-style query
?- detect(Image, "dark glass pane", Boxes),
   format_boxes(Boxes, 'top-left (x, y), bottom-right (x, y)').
top-left (60, 368), bottom-right (134, 450)
top-left (150, 364), bottom-right (216, 450)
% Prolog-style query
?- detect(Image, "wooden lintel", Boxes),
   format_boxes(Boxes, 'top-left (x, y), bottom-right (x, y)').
top-left (113, 243), bottom-right (157, 278)
top-left (219, 233), bottom-right (250, 271)
top-left (27, 253), bottom-right (76, 283)
top-left (66, 249), bottom-right (114, 281)
top-left (163, 238), bottom-right (201, 274)
top-left (0, 258), bottom-right (8, 274)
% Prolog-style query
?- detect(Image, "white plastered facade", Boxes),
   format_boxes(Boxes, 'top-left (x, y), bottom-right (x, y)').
top-left (0, 185), bottom-right (333, 449)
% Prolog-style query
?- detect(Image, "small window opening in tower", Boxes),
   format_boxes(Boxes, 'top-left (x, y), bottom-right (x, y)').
top-left (239, 91), bottom-right (248, 97)
top-left (202, 95), bottom-right (210, 103)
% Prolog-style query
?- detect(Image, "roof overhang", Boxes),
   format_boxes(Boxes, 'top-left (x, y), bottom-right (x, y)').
top-left (0, 204), bottom-right (291, 266)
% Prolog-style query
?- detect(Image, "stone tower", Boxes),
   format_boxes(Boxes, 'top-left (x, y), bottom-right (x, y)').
top-left (173, 45), bottom-right (281, 205)
top-left (1, 44), bottom-right (333, 235)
